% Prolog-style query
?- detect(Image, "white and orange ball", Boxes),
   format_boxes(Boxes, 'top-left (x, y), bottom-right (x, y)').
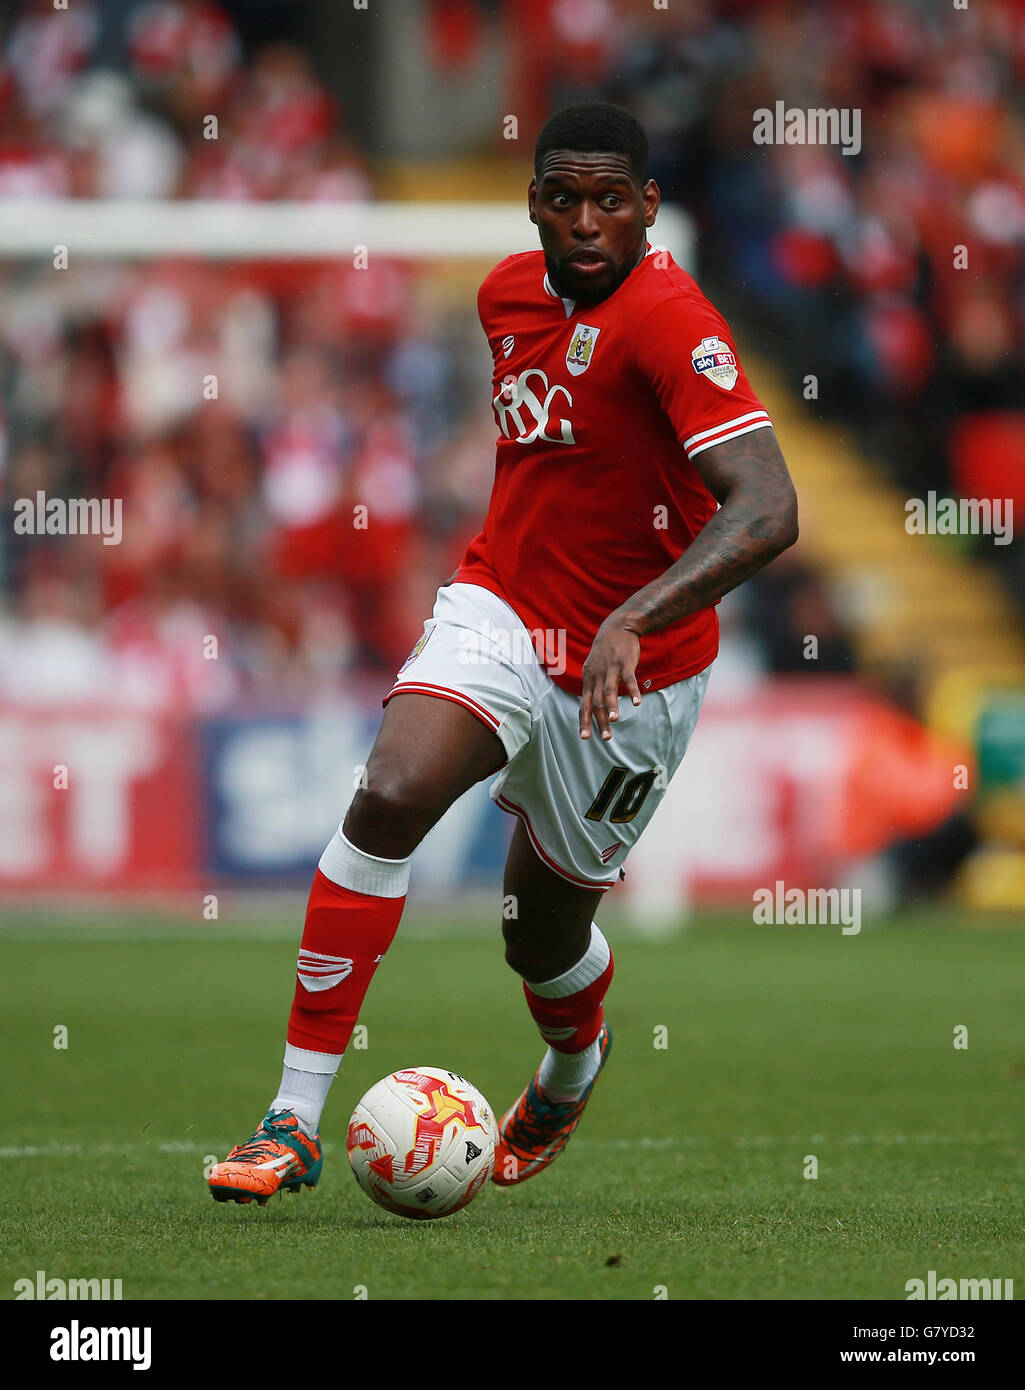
top-left (346, 1067), bottom-right (499, 1220)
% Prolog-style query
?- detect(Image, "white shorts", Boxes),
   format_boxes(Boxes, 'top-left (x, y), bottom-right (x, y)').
top-left (384, 583), bottom-right (710, 892)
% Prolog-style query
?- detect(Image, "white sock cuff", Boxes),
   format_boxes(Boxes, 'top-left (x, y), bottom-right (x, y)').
top-left (527, 923), bottom-right (611, 998)
top-left (283, 1043), bottom-right (343, 1076)
top-left (318, 826), bottom-right (411, 898)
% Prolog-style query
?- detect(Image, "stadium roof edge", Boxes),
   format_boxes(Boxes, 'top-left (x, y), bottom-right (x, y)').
top-left (0, 199), bottom-right (694, 270)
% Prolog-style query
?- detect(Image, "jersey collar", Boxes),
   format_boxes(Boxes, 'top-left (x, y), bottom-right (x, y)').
top-left (542, 272), bottom-right (577, 319)
top-left (542, 243), bottom-right (660, 318)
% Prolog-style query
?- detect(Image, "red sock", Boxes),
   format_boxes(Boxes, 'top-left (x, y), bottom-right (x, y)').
top-left (286, 833), bottom-right (410, 1057)
top-left (522, 925), bottom-right (614, 1053)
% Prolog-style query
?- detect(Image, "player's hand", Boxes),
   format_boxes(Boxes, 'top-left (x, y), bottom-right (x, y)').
top-left (579, 618), bottom-right (642, 741)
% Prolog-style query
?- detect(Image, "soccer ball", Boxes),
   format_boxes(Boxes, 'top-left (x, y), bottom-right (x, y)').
top-left (346, 1067), bottom-right (499, 1220)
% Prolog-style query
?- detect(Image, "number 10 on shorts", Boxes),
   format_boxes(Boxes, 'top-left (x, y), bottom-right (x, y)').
top-left (584, 766), bottom-right (661, 824)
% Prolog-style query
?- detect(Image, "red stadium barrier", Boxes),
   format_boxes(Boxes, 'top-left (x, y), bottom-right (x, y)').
top-left (0, 683), bottom-right (969, 903)
top-left (0, 706), bottom-right (199, 891)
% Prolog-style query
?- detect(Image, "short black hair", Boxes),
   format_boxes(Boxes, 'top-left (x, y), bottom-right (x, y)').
top-left (534, 102), bottom-right (649, 184)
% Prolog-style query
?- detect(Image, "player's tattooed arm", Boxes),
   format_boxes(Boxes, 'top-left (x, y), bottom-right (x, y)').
top-left (579, 427), bottom-right (797, 740)
top-left (620, 426), bottom-right (798, 632)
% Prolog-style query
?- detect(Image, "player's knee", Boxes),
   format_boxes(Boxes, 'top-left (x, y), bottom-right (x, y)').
top-left (346, 775), bottom-right (438, 854)
top-left (502, 926), bottom-right (545, 980)
top-left (503, 941), bottom-right (532, 979)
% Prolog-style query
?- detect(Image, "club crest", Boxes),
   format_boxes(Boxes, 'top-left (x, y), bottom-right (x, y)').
top-left (398, 623), bottom-right (435, 673)
top-left (566, 323), bottom-right (600, 376)
top-left (691, 335), bottom-right (738, 391)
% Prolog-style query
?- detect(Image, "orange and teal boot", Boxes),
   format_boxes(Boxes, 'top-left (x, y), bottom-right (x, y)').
top-left (207, 1109), bottom-right (322, 1206)
top-left (492, 1023), bottom-right (612, 1187)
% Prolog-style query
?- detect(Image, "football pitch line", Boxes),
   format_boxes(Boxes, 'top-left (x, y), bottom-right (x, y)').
top-left (1, 1132), bottom-right (1016, 1160)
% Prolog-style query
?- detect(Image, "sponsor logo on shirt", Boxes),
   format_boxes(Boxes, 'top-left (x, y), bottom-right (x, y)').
top-left (493, 369), bottom-right (575, 445)
top-left (691, 335), bottom-right (738, 391)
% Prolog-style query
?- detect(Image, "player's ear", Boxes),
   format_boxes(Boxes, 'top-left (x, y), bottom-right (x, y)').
top-left (642, 179), bottom-right (660, 228)
top-left (528, 177), bottom-right (537, 224)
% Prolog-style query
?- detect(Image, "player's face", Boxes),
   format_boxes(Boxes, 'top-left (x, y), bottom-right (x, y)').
top-left (529, 151), bottom-right (659, 304)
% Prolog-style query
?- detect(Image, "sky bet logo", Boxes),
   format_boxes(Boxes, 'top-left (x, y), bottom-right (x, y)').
top-left (691, 337), bottom-right (738, 391)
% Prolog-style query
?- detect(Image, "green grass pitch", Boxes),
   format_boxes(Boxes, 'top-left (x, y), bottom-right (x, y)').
top-left (2, 908), bottom-right (1023, 1301)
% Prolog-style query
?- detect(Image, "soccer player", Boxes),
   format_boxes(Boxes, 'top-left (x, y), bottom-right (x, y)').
top-left (208, 101), bottom-right (798, 1204)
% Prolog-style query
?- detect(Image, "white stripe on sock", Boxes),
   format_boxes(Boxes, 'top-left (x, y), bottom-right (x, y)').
top-left (283, 1044), bottom-right (342, 1076)
top-left (318, 826), bottom-right (411, 897)
top-left (526, 923), bottom-right (610, 999)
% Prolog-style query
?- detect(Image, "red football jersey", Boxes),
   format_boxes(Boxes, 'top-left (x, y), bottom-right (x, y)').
top-left (455, 245), bottom-right (773, 695)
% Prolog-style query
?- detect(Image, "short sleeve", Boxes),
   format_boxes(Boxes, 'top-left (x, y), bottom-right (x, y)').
top-left (477, 277), bottom-right (492, 339)
top-left (633, 294), bottom-right (773, 460)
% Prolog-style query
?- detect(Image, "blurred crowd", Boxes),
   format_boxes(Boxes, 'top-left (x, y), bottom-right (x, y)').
top-left (0, 0), bottom-right (501, 709)
top-left (0, 0), bottom-right (371, 201)
top-left (11, 0), bottom-right (1019, 712)
top-left (587, 0), bottom-right (1025, 594)
top-left (0, 245), bottom-right (499, 709)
